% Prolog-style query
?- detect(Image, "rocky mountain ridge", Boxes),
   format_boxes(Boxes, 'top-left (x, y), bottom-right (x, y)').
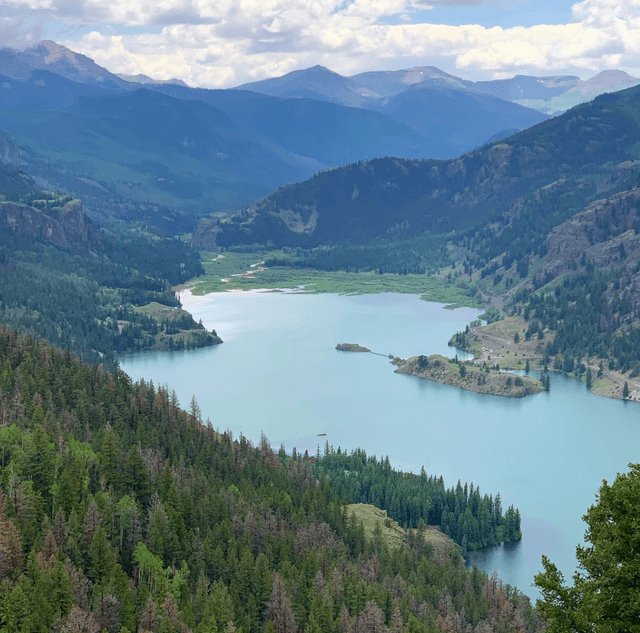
top-left (0, 198), bottom-right (89, 251)
top-left (237, 64), bottom-right (639, 116)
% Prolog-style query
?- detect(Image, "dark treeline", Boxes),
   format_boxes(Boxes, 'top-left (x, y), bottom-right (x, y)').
top-left (0, 238), bottom-right (208, 369)
top-left (264, 237), bottom-right (449, 276)
top-left (0, 327), bottom-right (541, 633)
top-left (313, 449), bottom-right (521, 554)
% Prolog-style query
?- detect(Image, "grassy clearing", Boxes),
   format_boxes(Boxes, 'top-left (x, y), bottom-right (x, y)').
top-left (135, 302), bottom-right (194, 322)
top-left (591, 377), bottom-right (620, 399)
top-left (420, 526), bottom-right (455, 547)
top-left (347, 503), bottom-right (455, 553)
top-left (460, 315), bottom-right (550, 370)
top-left (184, 252), bottom-right (481, 308)
top-left (347, 504), bottom-right (405, 550)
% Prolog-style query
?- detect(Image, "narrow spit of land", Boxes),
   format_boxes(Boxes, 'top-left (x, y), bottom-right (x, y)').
top-left (394, 354), bottom-right (545, 398)
top-left (337, 343), bottom-right (545, 398)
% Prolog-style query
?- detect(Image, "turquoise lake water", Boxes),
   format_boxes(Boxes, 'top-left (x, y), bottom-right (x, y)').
top-left (120, 291), bottom-right (640, 600)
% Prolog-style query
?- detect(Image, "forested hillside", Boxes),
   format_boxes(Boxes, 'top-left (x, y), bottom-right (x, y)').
top-left (0, 160), bottom-right (220, 368)
top-left (453, 170), bottom-right (640, 389)
top-left (0, 327), bottom-right (541, 633)
top-left (196, 84), bottom-right (640, 254)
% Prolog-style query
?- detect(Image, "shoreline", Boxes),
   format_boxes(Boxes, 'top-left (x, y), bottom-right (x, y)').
top-left (394, 354), bottom-right (545, 398)
top-left (177, 251), bottom-right (481, 309)
top-left (453, 315), bottom-right (640, 404)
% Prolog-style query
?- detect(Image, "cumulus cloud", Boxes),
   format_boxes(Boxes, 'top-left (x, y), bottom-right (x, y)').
top-left (2, 0), bottom-right (640, 85)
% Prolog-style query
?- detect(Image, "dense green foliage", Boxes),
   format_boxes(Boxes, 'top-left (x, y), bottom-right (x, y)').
top-left (313, 449), bottom-right (521, 553)
top-left (534, 464), bottom-right (640, 632)
top-left (0, 163), bottom-right (217, 368)
top-left (0, 327), bottom-right (541, 633)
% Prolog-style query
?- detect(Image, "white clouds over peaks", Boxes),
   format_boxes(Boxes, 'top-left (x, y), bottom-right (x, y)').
top-left (2, 0), bottom-right (640, 85)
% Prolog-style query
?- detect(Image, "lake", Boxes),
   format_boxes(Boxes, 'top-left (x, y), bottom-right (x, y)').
top-left (120, 290), bottom-right (640, 600)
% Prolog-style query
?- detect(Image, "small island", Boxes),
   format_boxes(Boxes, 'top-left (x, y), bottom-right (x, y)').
top-left (394, 354), bottom-right (545, 398)
top-left (336, 343), bottom-right (371, 353)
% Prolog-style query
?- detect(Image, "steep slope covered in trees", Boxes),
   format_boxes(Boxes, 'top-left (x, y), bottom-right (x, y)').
top-left (0, 160), bottom-right (220, 368)
top-left (195, 84), bottom-right (640, 251)
top-left (452, 167), bottom-right (640, 392)
top-left (0, 327), bottom-right (541, 633)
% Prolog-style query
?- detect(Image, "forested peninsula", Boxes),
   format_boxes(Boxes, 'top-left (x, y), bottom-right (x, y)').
top-left (0, 326), bottom-right (540, 633)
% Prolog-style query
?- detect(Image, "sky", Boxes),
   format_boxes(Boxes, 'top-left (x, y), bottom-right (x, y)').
top-left (2, 0), bottom-right (640, 88)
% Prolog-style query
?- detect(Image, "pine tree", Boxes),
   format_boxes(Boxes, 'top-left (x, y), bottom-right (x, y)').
top-left (0, 492), bottom-right (23, 580)
top-left (266, 573), bottom-right (297, 633)
top-left (89, 526), bottom-right (116, 584)
top-left (535, 464), bottom-right (640, 630)
top-left (623, 381), bottom-right (630, 399)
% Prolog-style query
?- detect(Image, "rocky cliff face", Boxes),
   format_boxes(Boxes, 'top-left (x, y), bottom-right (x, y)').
top-left (190, 216), bottom-right (220, 250)
top-left (0, 199), bottom-right (89, 251)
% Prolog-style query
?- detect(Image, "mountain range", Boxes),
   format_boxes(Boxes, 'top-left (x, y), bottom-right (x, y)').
top-left (194, 84), bottom-right (639, 249)
top-left (238, 64), bottom-right (640, 116)
top-left (1, 40), bottom-right (636, 232)
top-left (237, 64), bottom-right (551, 155)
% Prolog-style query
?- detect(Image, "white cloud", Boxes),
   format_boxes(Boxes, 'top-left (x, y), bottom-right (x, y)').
top-left (2, 0), bottom-right (640, 84)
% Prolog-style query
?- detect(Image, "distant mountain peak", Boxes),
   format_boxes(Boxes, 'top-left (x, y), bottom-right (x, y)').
top-left (118, 73), bottom-right (188, 87)
top-left (25, 40), bottom-right (85, 65)
top-left (37, 40), bottom-right (66, 51)
top-left (566, 69), bottom-right (640, 97)
top-left (591, 69), bottom-right (636, 80)
top-left (4, 39), bottom-right (127, 89)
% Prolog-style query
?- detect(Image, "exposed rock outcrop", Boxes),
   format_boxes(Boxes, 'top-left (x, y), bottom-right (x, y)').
top-left (0, 199), bottom-right (89, 251)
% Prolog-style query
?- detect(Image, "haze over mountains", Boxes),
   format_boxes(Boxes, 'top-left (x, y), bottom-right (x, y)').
top-left (198, 84), bottom-right (640, 250)
top-left (0, 39), bottom-right (636, 235)
top-left (238, 64), bottom-right (640, 116)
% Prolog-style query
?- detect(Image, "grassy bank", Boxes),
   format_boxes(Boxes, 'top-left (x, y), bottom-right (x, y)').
top-left (181, 251), bottom-right (481, 308)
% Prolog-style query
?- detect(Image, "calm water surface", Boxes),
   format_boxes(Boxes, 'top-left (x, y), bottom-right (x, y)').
top-left (120, 291), bottom-right (640, 600)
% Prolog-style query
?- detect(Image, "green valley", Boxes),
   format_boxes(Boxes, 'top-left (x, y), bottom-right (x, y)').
top-left (182, 252), bottom-right (479, 308)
